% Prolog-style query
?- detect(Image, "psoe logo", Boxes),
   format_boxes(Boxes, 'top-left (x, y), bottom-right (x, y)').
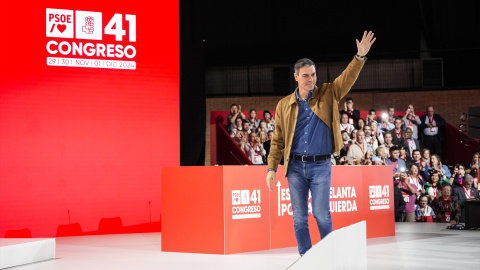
top-left (231, 189), bottom-right (261, 220)
top-left (369, 185), bottom-right (390, 210)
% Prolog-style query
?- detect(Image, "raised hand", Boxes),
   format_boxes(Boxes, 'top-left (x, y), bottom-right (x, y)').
top-left (356, 31), bottom-right (376, 56)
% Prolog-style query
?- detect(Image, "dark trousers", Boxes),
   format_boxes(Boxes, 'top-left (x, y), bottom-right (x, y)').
top-left (423, 134), bottom-right (442, 158)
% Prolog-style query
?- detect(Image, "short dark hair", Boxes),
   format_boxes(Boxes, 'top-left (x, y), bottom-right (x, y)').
top-left (242, 119), bottom-right (250, 125)
top-left (341, 130), bottom-right (348, 134)
top-left (263, 110), bottom-right (272, 118)
top-left (346, 98), bottom-right (353, 102)
top-left (294, 58), bottom-right (315, 75)
top-left (230, 104), bottom-right (238, 109)
top-left (389, 146), bottom-right (399, 153)
top-left (387, 105), bottom-right (395, 110)
top-left (412, 149), bottom-right (421, 155)
top-left (368, 109), bottom-right (376, 114)
top-left (394, 117), bottom-right (402, 123)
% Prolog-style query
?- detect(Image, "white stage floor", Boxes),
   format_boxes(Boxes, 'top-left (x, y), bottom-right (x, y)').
top-left (14, 223), bottom-right (480, 270)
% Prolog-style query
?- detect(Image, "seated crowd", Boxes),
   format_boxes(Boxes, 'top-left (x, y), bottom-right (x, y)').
top-left (225, 100), bottom-right (480, 223)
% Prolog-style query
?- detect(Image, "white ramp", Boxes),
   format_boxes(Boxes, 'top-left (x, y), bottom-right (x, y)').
top-left (0, 238), bottom-right (55, 269)
top-left (288, 221), bottom-right (367, 270)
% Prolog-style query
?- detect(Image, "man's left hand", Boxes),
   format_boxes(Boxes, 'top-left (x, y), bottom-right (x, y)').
top-left (356, 31), bottom-right (376, 56)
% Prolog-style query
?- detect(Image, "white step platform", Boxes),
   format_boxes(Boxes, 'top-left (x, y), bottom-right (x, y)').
top-left (0, 238), bottom-right (55, 269)
top-left (288, 221), bottom-right (367, 270)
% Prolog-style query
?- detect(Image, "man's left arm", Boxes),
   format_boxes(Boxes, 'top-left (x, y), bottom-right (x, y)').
top-left (332, 31), bottom-right (376, 100)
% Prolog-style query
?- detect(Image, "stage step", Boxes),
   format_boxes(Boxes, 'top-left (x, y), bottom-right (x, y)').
top-left (0, 238), bottom-right (55, 269)
top-left (287, 221), bottom-right (367, 270)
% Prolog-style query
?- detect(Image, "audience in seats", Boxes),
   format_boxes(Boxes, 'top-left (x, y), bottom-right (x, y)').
top-left (379, 112), bottom-right (394, 133)
top-left (385, 146), bottom-right (407, 174)
top-left (424, 170), bottom-right (448, 202)
top-left (402, 104), bottom-right (421, 139)
top-left (350, 129), bottom-right (358, 144)
top-left (339, 97), bottom-right (360, 128)
top-left (244, 132), bottom-right (266, 165)
top-left (415, 194), bottom-right (436, 222)
top-left (226, 104), bottom-right (245, 132)
top-left (340, 130), bottom-right (351, 158)
top-left (411, 150), bottom-right (428, 182)
top-left (366, 109), bottom-right (377, 126)
top-left (263, 110), bottom-right (275, 132)
top-left (386, 105), bottom-right (397, 124)
top-left (232, 127), bottom-right (247, 152)
top-left (258, 120), bottom-right (269, 133)
top-left (396, 171), bottom-right (417, 222)
top-left (452, 174), bottom-right (479, 222)
top-left (387, 117), bottom-right (404, 147)
top-left (430, 185), bottom-right (461, 223)
top-left (465, 152), bottom-right (480, 189)
top-left (381, 132), bottom-right (395, 153)
top-left (419, 105), bottom-right (446, 158)
top-left (370, 120), bottom-right (384, 145)
top-left (398, 145), bottom-right (412, 166)
top-left (375, 146), bottom-right (388, 164)
top-left (346, 130), bottom-right (368, 161)
top-left (248, 109), bottom-right (260, 131)
top-left (340, 112), bottom-right (355, 135)
top-left (363, 125), bottom-right (378, 153)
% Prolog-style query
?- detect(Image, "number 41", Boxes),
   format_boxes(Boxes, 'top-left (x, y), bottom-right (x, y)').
top-left (104, 14), bottom-right (136, 42)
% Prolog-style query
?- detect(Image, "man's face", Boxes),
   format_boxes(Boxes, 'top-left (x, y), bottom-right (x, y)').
top-left (346, 100), bottom-right (354, 109)
top-left (231, 105), bottom-right (238, 114)
top-left (264, 112), bottom-right (271, 121)
top-left (356, 131), bottom-right (365, 143)
top-left (363, 126), bottom-right (371, 137)
top-left (384, 133), bottom-right (392, 144)
top-left (342, 132), bottom-right (349, 141)
top-left (235, 118), bottom-right (242, 127)
top-left (388, 108), bottom-right (395, 117)
top-left (294, 65), bottom-right (316, 92)
top-left (259, 131), bottom-right (267, 141)
top-left (242, 122), bottom-right (249, 131)
top-left (394, 119), bottom-right (402, 129)
top-left (249, 133), bottom-right (256, 143)
top-left (464, 180), bottom-right (473, 190)
top-left (369, 111), bottom-right (376, 118)
top-left (268, 131), bottom-right (273, 141)
top-left (341, 114), bottom-right (349, 124)
top-left (404, 129), bottom-right (412, 139)
top-left (391, 150), bottom-right (400, 159)
top-left (412, 151), bottom-right (421, 161)
top-left (427, 106), bottom-right (434, 117)
top-left (442, 186), bottom-right (452, 197)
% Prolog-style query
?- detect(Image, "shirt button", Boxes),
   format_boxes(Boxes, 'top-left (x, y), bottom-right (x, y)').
top-left (304, 150), bottom-right (307, 152)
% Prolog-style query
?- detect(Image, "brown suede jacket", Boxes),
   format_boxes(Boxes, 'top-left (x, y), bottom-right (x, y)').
top-left (268, 57), bottom-right (366, 177)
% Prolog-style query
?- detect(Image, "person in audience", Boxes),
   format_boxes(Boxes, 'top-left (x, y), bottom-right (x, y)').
top-left (402, 127), bottom-right (420, 159)
top-left (450, 164), bottom-right (466, 189)
top-left (402, 104), bottom-right (421, 139)
top-left (363, 125), bottom-right (378, 153)
top-left (230, 117), bottom-right (244, 138)
top-left (408, 164), bottom-right (424, 197)
top-left (241, 120), bottom-right (251, 137)
top-left (357, 118), bottom-right (365, 131)
top-left (376, 146), bottom-right (388, 164)
top-left (385, 146), bottom-right (407, 174)
top-left (366, 109), bottom-right (377, 125)
top-left (419, 105), bottom-right (446, 158)
top-left (340, 112), bottom-right (355, 135)
top-left (411, 150), bottom-right (428, 184)
top-left (350, 129), bottom-right (358, 143)
top-left (263, 131), bottom-right (271, 162)
top-left (340, 130), bottom-right (351, 158)
top-left (397, 171), bottom-right (417, 222)
top-left (340, 97), bottom-right (360, 128)
top-left (386, 117), bottom-right (404, 147)
top-left (452, 174), bottom-right (479, 222)
top-left (430, 184), bottom-right (461, 223)
top-left (361, 150), bottom-right (374, 165)
top-left (226, 104), bottom-right (246, 132)
top-left (258, 130), bottom-right (269, 163)
top-left (465, 152), bottom-right (479, 189)
top-left (381, 132), bottom-right (395, 152)
top-left (263, 110), bottom-right (275, 131)
top-left (346, 130), bottom-right (368, 161)
top-left (258, 120), bottom-right (269, 133)
top-left (415, 194), bottom-right (436, 222)
top-left (426, 154), bottom-right (451, 182)
top-left (248, 109), bottom-right (260, 131)
top-left (370, 120), bottom-right (384, 145)
top-left (387, 105), bottom-right (397, 124)
top-left (424, 170), bottom-right (448, 202)
top-left (398, 145), bottom-right (412, 168)
top-left (379, 112), bottom-right (394, 133)
top-left (421, 148), bottom-right (432, 169)
top-left (394, 179), bottom-right (406, 222)
top-left (232, 127), bottom-right (247, 152)
top-left (244, 132), bottom-right (266, 165)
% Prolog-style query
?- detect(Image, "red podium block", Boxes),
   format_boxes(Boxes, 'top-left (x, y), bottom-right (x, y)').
top-left (162, 165), bottom-right (394, 254)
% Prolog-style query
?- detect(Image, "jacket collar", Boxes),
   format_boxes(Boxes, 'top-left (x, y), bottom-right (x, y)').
top-left (289, 86), bottom-right (320, 106)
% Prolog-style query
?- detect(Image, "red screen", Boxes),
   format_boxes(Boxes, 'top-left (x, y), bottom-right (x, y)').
top-left (0, 0), bottom-right (179, 237)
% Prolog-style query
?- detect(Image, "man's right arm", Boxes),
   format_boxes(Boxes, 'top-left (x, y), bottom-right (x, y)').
top-left (266, 101), bottom-right (286, 191)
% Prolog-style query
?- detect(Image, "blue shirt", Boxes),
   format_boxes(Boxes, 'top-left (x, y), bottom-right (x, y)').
top-left (291, 89), bottom-right (332, 156)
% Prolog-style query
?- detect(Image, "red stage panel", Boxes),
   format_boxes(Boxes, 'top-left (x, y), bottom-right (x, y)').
top-left (0, 1), bottom-right (179, 237)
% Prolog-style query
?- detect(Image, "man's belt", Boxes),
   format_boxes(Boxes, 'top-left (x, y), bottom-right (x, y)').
top-left (290, 154), bottom-right (330, 162)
